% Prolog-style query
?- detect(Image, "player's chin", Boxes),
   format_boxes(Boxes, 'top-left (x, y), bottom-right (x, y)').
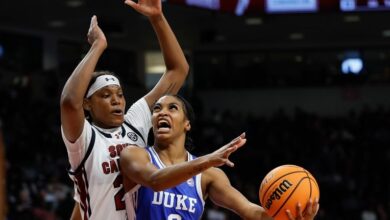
top-left (154, 132), bottom-right (171, 141)
top-left (109, 117), bottom-right (124, 127)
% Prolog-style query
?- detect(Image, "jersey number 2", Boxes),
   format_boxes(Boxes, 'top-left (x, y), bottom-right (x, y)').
top-left (113, 174), bottom-right (126, 210)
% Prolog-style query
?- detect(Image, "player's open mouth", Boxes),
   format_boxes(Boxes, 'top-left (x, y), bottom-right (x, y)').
top-left (157, 119), bottom-right (171, 132)
top-left (111, 109), bottom-right (123, 116)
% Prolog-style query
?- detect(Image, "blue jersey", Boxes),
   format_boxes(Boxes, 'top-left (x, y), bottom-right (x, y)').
top-left (126, 147), bottom-right (205, 220)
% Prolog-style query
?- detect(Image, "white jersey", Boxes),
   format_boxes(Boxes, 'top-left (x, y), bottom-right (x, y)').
top-left (62, 98), bottom-right (151, 220)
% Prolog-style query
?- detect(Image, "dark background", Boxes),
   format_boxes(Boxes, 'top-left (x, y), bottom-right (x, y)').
top-left (1, 0), bottom-right (390, 219)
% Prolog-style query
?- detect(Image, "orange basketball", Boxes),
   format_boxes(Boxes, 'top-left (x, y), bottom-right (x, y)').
top-left (259, 164), bottom-right (320, 220)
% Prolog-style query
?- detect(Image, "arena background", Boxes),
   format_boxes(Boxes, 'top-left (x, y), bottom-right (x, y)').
top-left (1, 0), bottom-right (390, 219)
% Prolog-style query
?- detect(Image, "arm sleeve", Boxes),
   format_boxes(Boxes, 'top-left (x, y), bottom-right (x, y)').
top-left (61, 120), bottom-right (92, 170)
top-left (124, 98), bottom-right (152, 142)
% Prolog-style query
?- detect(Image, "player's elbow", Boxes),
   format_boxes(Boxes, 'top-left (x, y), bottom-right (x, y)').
top-left (60, 93), bottom-right (83, 111)
top-left (148, 179), bottom-right (166, 192)
top-left (181, 62), bottom-right (190, 77)
top-left (168, 62), bottom-right (189, 78)
top-left (149, 184), bottom-right (165, 192)
top-left (148, 175), bottom-right (170, 192)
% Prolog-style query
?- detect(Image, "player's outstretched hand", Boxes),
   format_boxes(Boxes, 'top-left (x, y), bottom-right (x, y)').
top-left (87, 15), bottom-right (107, 49)
top-left (205, 132), bottom-right (246, 168)
top-left (124, 0), bottom-right (162, 18)
top-left (286, 198), bottom-right (320, 220)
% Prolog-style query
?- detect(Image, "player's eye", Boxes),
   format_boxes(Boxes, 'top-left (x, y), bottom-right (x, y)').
top-left (153, 105), bottom-right (161, 112)
top-left (169, 104), bottom-right (178, 110)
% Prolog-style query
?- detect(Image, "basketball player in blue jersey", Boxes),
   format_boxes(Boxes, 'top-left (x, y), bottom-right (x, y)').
top-left (60, 0), bottom-right (189, 219)
top-left (120, 95), bottom-right (320, 220)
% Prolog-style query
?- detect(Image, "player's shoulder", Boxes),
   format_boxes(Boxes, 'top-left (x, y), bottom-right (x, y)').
top-left (120, 145), bottom-right (149, 159)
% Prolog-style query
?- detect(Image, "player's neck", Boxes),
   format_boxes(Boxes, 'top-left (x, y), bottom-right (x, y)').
top-left (154, 141), bottom-right (187, 165)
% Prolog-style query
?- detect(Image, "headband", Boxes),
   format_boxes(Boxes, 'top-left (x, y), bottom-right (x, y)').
top-left (86, 75), bottom-right (121, 98)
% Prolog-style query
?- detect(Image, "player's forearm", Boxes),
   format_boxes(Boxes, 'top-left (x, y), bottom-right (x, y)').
top-left (149, 14), bottom-right (189, 80)
top-left (147, 155), bottom-right (211, 191)
top-left (240, 203), bottom-right (272, 220)
top-left (213, 191), bottom-right (269, 220)
top-left (61, 43), bottom-right (105, 107)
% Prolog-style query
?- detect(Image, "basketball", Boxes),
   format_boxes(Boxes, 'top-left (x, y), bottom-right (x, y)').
top-left (259, 165), bottom-right (320, 220)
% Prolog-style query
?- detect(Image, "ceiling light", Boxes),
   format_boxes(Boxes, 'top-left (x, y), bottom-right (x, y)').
top-left (382, 29), bottom-right (390, 37)
top-left (344, 15), bottom-right (360, 22)
top-left (245, 18), bottom-right (263, 26)
top-left (289, 33), bottom-right (304, 40)
top-left (66, 0), bottom-right (84, 8)
top-left (48, 20), bottom-right (66, 28)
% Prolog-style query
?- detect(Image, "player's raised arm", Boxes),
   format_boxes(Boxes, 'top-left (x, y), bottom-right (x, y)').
top-left (120, 133), bottom-right (246, 192)
top-left (60, 15), bottom-right (107, 142)
top-left (124, 0), bottom-right (189, 109)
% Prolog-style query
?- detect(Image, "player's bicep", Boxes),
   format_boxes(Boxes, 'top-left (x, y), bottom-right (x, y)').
top-left (120, 146), bottom-right (158, 187)
top-left (61, 107), bottom-right (85, 143)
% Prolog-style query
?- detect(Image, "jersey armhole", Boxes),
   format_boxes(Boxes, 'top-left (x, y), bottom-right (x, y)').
top-left (68, 128), bottom-right (96, 175)
top-left (124, 121), bottom-right (146, 144)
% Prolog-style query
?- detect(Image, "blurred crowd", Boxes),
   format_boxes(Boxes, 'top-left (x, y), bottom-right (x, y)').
top-left (1, 67), bottom-right (390, 220)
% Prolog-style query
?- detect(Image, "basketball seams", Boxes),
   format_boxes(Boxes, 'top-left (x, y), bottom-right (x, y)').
top-left (272, 176), bottom-right (310, 218)
top-left (260, 170), bottom-right (306, 205)
top-left (302, 170), bottom-right (312, 216)
top-left (302, 170), bottom-right (320, 217)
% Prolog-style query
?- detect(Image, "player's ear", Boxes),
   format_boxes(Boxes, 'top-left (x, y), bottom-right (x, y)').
top-left (83, 98), bottom-right (91, 111)
top-left (184, 120), bottom-right (191, 132)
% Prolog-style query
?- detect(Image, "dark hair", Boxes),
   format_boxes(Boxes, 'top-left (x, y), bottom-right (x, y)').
top-left (84, 70), bottom-right (121, 121)
top-left (172, 94), bottom-right (196, 151)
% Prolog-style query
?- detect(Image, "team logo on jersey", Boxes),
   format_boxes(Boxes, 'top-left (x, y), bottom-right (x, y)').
top-left (187, 178), bottom-right (194, 187)
top-left (115, 132), bottom-right (121, 139)
top-left (127, 132), bottom-right (138, 141)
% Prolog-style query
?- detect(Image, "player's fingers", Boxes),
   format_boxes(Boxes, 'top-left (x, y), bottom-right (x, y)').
top-left (314, 198), bottom-right (320, 215)
top-left (229, 134), bottom-right (246, 148)
top-left (124, 0), bottom-right (140, 10)
top-left (235, 138), bottom-right (247, 149)
top-left (306, 198), bottom-right (313, 215)
top-left (285, 209), bottom-right (294, 220)
top-left (230, 135), bottom-right (242, 144)
top-left (225, 159), bottom-right (234, 167)
top-left (88, 16), bottom-right (98, 33)
top-left (296, 203), bottom-right (303, 219)
top-left (224, 145), bottom-right (237, 157)
top-left (91, 15), bottom-right (97, 24)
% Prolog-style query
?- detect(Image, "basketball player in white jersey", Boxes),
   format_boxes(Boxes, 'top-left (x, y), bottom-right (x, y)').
top-left (60, 0), bottom-right (189, 218)
top-left (120, 95), bottom-right (319, 220)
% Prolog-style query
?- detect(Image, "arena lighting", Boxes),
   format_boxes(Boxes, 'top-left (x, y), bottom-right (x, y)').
top-left (343, 15), bottom-right (360, 22)
top-left (185, 0), bottom-right (219, 10)
top-left (169, 0), bottom-right (390, 15)
top-left (66, 0), bottom-right (84, 8)
top-left (266, 0), bottom-right (318, 13)
top-left (48, 20), bottom-right (66, 28)
top-left (289, 33), bottom-right (304, 40)
top-left (245, 17), bottom-right (263, 25)
top-left (341, 58), bottom-right (363, 75)
top-left (382, 29), bottom-right (390, 37)
top-left (340, 0), bottom-right (390, 11)
top-left (0, 44), bottom-right (4, 59)
top-left (236, 0), bottom-right (250, 15)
